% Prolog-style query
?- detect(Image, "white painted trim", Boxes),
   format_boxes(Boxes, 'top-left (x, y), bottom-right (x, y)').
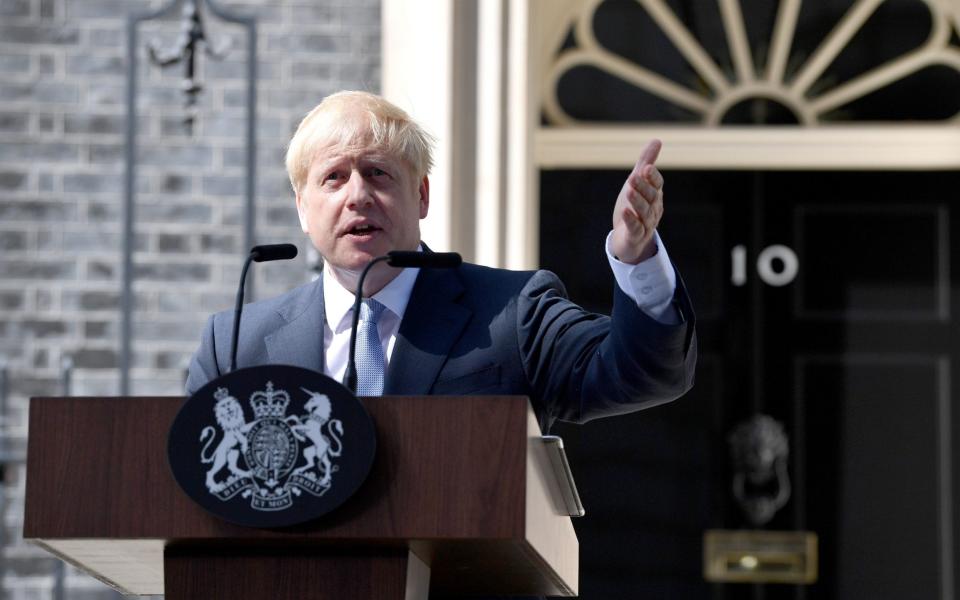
top-left (475, 0), bottom-right (506, 267)
top-left (766, 0), bottom-right (801, 83)
top-left (718, 0), bottom-right (755, 82)
top-left (536, 126), bottom-right (960, 170)
top-left (381, 0), bottom-right (454, 252)
top-left (506, 0), bottom-right (539, 269)
top-left (641, 0), bottom-right (730, 93)
top-left (789, 0), bottom-right (885, 96)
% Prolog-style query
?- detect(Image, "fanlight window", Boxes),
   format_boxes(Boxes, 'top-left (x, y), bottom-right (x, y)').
top-left (543, 0), bottom-right (960, 125)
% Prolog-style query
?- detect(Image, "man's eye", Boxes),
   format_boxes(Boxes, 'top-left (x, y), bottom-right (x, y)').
top-left (324, 172), bottom-right (340, 182)
top-left (371, 167), bottom-right (388, 177)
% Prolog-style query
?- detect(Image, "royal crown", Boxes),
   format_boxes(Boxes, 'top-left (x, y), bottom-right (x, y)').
top-left (249, 381), bottom-right (290, 418)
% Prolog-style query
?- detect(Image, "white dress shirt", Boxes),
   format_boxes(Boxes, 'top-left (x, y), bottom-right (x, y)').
top-left (321, 232), bottom-right (679, 382)
top-left (605, 230), bottom-right (679, 324)
top-left (322, 261), bottom-right (420, 384)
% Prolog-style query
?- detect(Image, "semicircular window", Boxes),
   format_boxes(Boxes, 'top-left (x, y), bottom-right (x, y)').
top-left (544, 0), bottom-right (960, 126)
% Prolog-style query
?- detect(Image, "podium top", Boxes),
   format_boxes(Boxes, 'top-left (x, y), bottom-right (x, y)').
top-left (24, 395), bottom-right (578, 597)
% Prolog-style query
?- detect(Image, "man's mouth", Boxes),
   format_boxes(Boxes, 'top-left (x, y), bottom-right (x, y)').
top-left (345, 224), bottom-right (382, 237)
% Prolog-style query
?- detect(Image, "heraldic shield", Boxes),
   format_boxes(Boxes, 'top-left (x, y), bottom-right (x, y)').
top-left (168, 365), bottom-right (377, 528)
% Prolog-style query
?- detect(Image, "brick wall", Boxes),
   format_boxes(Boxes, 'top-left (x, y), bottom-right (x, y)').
top-left (0, 0), bottom-right (381, 597)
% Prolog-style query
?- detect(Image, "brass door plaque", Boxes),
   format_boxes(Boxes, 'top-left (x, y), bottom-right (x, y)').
top-left (703, 530), bottom-right (817, 584)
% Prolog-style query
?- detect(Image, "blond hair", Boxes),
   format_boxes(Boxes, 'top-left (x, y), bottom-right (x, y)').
top-left (285, 91), bottom-right (435, 193)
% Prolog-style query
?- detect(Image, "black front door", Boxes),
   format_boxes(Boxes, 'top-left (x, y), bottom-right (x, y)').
top-left (541, 168), bottom-right (960, 600)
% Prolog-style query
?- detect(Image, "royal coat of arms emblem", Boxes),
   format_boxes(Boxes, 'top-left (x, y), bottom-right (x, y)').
top-left (201, 382), bottom-right (344, 511)
top-left (169, 365), bottom-right (377, 527)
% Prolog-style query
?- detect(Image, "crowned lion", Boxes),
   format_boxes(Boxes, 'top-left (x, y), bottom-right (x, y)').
top-left (200, 388), bottom-right (254, 492)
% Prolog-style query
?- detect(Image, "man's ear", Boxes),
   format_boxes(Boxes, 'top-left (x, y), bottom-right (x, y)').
top-left (295, 192), bottom-right (309, 233)
top-left (418, 176), bottom-right (430, 219)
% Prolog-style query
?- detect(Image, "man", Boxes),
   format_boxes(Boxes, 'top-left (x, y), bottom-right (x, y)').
top-left (186, 90), bottom-right (696, 435)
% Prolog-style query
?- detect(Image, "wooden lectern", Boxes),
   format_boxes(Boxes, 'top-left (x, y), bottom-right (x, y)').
top-left (23, 395), bottom-right (578, 598)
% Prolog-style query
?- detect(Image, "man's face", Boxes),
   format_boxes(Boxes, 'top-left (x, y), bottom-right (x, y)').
top-left (296, 143), bottom-right (429, 275)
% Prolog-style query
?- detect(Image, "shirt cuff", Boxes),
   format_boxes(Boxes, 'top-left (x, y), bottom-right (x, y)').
top-left (605, 230), bottom-right (680, 324)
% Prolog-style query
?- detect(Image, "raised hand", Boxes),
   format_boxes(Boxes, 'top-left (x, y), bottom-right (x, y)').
top-left (611, 139), bottom-right (665, 264)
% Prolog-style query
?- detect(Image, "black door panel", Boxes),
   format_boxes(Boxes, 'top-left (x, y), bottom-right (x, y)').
top-left (541, 169), bottom-right (960, 600)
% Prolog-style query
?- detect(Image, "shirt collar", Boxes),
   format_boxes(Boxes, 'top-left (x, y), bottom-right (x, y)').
top-left (322, 247), bottom-right (422, 333)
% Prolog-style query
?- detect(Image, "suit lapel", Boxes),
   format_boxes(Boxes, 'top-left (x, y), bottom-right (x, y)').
top-left (384, 267), bottom-right (471, 395)
top-left (264, 278), bottom-right (326, 373)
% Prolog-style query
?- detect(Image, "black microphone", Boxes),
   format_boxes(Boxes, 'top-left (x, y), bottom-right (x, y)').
top-left (344, 250), bottom-right (463, 394)
top-left (230, 244), bottom-right (299, 372)
top-left (386, 251), bottom-right (462, 269)
top-left (252, 243), bottom-right (298, 262)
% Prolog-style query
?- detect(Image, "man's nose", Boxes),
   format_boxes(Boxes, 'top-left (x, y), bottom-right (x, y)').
top-left (344, 170), bottom-right (373, 208)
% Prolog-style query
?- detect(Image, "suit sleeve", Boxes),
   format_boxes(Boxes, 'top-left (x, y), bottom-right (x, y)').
top-left (516, 269), bottom-right (696, 428)
top-left (185, 314), bottom-right (222, 396)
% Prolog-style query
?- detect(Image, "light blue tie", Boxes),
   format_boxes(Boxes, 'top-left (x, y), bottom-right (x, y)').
top-left (356, 299), bottom-right (387, 396)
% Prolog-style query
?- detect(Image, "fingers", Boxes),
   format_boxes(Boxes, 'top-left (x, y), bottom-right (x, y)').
top-left (628, 170), bottom-right (659, 199)
top-left (611, 140), bottom-right (665, 263)
top-left (616, 138), bottom-right (665, 230)
top-left (626, 164), bottom-right (662, 210)
top-left (637, 138), bottom-right (662, 167)
top-left (627, 140), bottom-right (662, 181)
top-left (614, 207), bottom-right (647, 244)
top-left (643, 164), bottom-right (664, 189)
top-left (628, 145), bottom-right (663, 192)
top-left (623, 208), bottom-right (647, 236)
top-left (621, 188), bottom-right (660, 228)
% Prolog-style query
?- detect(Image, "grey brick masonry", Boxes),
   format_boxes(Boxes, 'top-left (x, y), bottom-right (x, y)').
top-left (0, 0), bottom-right (380, 597)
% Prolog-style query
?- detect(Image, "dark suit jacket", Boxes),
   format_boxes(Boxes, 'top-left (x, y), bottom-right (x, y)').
top-left (186, 262), bottom-right (696, 600)
top-left (186, 262), bottom-right (696, 433)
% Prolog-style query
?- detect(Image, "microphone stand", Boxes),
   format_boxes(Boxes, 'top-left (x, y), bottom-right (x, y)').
top-left (230, 244), bottom-right (298, 373)
top-left (342, 250), bottom-right (462, 394)
top-left (342, 256), bottom-right (391, 394)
